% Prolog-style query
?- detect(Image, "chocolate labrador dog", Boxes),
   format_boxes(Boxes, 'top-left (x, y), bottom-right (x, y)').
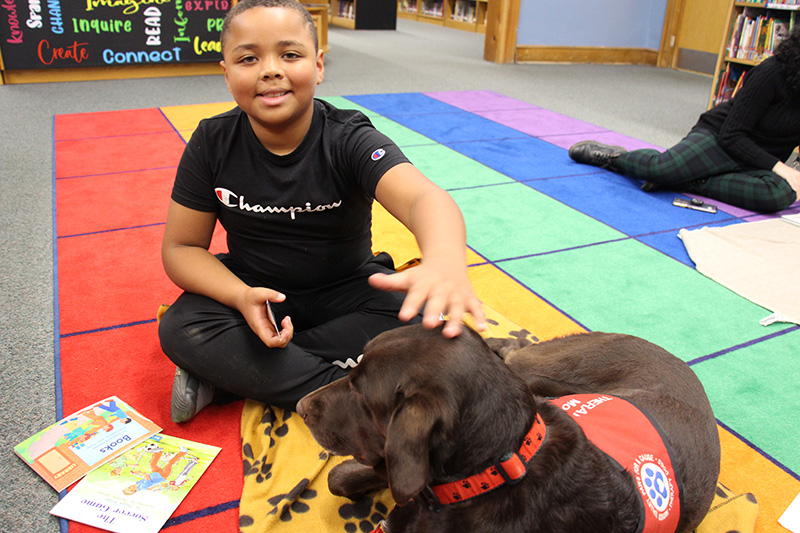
top-left (297, 324), bottom-right (720, 533)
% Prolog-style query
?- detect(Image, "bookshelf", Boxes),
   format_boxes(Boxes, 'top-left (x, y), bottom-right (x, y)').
top-left (398, 0), bottom-right (489, 33)
top-left (708, 0), bottom-right (799, 108)
top-left (330, 0), bottom-right (398, 29)
top-left (305, 5), bottom-right (331, 53)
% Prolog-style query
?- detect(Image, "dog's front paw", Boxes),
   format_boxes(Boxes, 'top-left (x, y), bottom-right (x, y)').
top-left (329, 459), bottom-right (389, 499)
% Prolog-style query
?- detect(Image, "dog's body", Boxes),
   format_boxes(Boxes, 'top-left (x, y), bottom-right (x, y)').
top-left (297, 325), bottom-right (720, 533)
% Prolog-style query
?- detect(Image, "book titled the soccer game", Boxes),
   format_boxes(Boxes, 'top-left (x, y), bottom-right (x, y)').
top-left (50, 434), bottom-right (221, 533)
top-left (14, 396), bottom-right (161, 491)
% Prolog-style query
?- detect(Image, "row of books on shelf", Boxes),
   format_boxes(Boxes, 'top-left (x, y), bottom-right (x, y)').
top-left (421, 0), bottom-right (444, 17)
top-left (399, 0), bottom-right (417, 13)
top-left (451, 0), bottom-right (478, 23)
top-left (400, 0), bottom-right (480, 22)
top-left (725, 10), bottom-right (792, 62)
top-left (712, 63), bottom-right (748, 106)
top-left (337, 0), bottom-right (355, 19)
top-left (737, 1), bottom-right (799, 5)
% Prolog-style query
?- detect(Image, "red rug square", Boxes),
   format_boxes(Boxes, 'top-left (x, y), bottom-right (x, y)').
top-left (57, 223), bottom-right (229, 335)
top-left (56, 168), bottom-right (175, 236)
top-left (55, 109), bottom-right (174, 141)
top-left (55, 132), bottom-right (186, 179)
top-left (57, 224), bottom-right (181, 335)
top-left (59, 323), bottom-right (243, 532)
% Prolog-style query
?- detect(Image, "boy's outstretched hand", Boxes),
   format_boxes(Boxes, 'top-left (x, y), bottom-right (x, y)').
top-left (373, 162), bottom-right (486, 338)
top-left (369, 259), bottom-right (486, 338)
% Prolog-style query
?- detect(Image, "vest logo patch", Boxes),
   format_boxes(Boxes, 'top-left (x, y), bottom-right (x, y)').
top-left (634, 455), bottom-right (676, 521)
top-left (371, 148), bottom-right (386, 161)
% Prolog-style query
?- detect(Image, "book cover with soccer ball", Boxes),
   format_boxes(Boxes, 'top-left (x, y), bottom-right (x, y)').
top-left (50, 434), bottom-right (221, 533)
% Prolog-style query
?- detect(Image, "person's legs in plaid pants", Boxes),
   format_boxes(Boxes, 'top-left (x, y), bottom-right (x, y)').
top-left (613, 129), bottom-right (796, 213)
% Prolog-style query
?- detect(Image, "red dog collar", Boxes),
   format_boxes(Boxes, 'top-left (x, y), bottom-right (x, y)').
top-left (416, 413), bottom-right (547, 510)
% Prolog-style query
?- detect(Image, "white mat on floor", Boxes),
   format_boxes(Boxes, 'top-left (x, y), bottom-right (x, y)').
top-left (679, 218), bottom-right (800, 326)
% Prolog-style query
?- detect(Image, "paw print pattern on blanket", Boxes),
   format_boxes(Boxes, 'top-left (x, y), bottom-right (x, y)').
top-left (266, 478), bottom-right (317, 521)
top-left (339, 498), bottom-right (389, 533)
top-left (242, 409), bottom-right (292, 484)
top-left (239, 401), bottom-right (395, 532)
top-left (508, 327), bottom-right (539, 344)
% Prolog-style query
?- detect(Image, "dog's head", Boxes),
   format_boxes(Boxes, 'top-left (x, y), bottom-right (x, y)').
top-left (297, 323), bottom-right (535, 505)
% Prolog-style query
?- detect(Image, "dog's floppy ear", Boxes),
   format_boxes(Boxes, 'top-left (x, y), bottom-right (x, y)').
top-left (384, 392), bottom-right (442, 506)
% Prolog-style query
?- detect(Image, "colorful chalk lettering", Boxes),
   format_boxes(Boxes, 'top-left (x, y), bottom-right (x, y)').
top-left (0, 0), bottom-right (224, 69)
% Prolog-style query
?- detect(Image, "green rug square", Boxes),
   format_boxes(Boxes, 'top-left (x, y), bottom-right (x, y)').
top-left (499, 238), bottom-right (792, 359)
top-left (451, 182), bottom-right (624, 261)
top-left (370, 117), bottom-right (435, 147)
top-left (318, 96), bottom-right (377, 117)
top-left (403, 144), bottom-right (515, 190)
top-left (692, 330), bottom-right (800, 473)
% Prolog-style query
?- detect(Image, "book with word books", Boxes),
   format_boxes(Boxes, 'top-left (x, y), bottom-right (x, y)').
top-left (14, 396), bottom-right (161, 491)
top-left (50, 434), bottom-right (221, 533)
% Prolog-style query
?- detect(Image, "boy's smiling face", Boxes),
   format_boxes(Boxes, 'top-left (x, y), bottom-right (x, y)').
top-left (221, 6), bottom-right (324, 151)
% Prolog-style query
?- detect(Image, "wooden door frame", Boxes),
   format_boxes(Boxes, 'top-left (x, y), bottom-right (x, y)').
top-left (483, 0), bottom-right (521, 63)
top-left (658, 0), bottom-right (686, 68)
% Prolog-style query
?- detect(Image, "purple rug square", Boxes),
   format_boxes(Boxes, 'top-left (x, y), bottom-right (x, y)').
top-left (475, 108), bottom-right (607, 138)
top-left (684, 194), bottom-right (756, 218)
top-left (424, 90), bottom-right (539, 112)
top-left (541, 132), bottom-right (663, 151)
top-left (742, 201), bottom-right (800, 221)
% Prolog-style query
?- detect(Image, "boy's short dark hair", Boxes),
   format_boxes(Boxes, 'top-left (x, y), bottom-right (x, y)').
top-left (221, 0), bottom-right (319, 53)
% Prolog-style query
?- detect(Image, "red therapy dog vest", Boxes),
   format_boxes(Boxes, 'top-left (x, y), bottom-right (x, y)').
top-left (550, 394), bottom-right (681, 533)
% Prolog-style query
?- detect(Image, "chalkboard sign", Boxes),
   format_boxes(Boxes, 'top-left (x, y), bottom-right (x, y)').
top-left (0, 0), bottom-right (230, 70)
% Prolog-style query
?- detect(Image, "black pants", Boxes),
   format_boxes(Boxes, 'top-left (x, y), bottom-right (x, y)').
top-left (158, 253), bottom-right (419, 410)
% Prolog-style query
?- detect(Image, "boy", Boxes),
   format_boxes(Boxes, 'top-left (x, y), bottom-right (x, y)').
top-left (159, 0), bottom-right (485, 422)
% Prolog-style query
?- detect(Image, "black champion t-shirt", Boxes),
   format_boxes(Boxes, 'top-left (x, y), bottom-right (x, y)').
top-left (171, 99), bottom-right (409, 293)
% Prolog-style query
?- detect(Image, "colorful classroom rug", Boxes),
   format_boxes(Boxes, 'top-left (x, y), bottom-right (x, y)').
top-left (53, 90), bottom-right (799, 532)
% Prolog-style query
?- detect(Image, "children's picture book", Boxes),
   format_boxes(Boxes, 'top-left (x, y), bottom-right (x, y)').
top-left (50, 434), bottom-right (221, 533)
top-left (14, 396), bottom-right (161, 491)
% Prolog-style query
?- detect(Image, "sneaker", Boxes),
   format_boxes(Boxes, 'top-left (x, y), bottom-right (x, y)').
top-left (568, 141), bottom-right (626, 169)
top-left (171, 367), bottom-right (215, 423)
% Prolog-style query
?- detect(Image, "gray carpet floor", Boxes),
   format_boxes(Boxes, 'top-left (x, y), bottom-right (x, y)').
top-left (0, 18), bottom-right (712, 532)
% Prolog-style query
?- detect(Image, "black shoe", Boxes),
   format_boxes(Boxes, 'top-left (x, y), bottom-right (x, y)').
top-left (171, 367), bottom-right (215, 423)
top-left (569, 141), bottom-right (626, 169)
